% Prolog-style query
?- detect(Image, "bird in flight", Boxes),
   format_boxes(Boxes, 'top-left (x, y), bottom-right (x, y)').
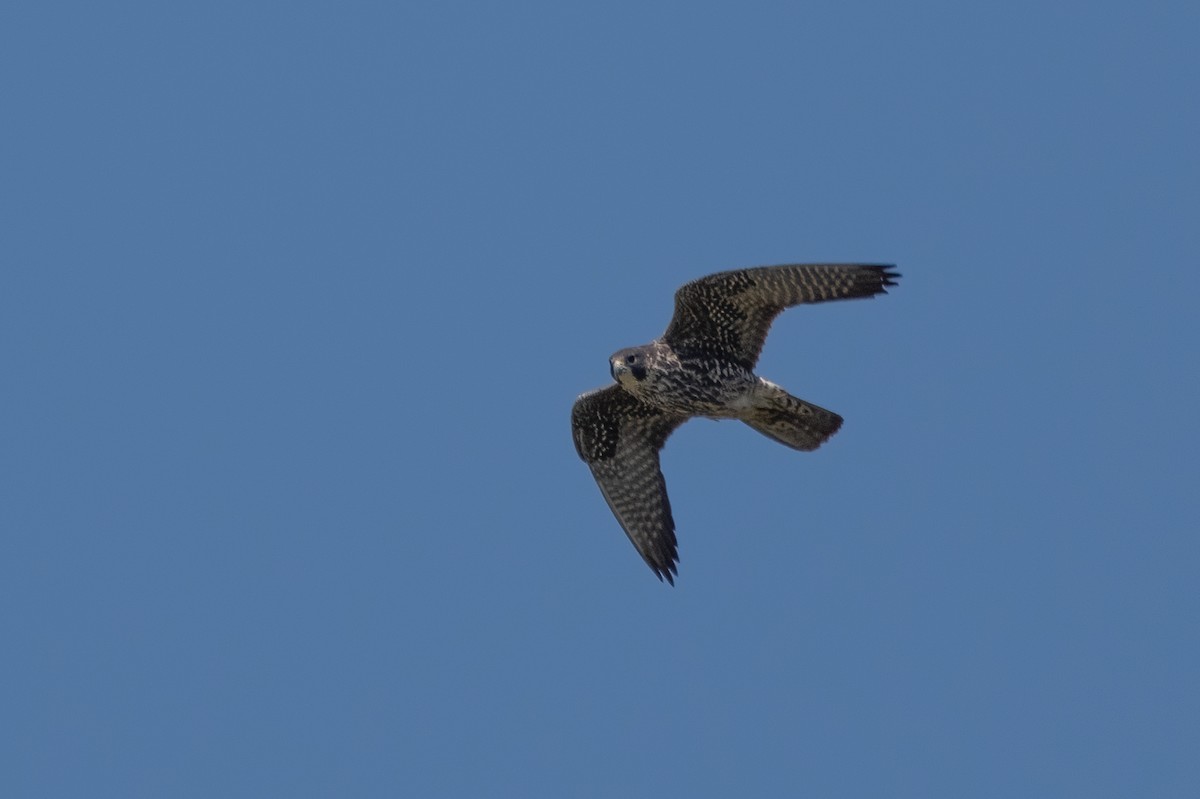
top-left (572, 263), bottom-right (899, 584)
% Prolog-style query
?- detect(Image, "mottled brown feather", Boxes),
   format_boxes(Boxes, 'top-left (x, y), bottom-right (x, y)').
top-left (663, 263), bottom-right (898, 368)
top-left (572, 385), bottom-right (687, 583)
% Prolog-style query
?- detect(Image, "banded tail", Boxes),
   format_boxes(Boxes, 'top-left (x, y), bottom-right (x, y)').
top-left (740, 381), bottom-right (843, 451)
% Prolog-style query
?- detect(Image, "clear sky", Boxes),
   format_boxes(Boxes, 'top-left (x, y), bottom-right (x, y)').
top-left (4, 2), bottom-right (1198, 797)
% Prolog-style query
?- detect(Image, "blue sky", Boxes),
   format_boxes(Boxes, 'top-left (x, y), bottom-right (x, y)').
top-left (4, 1), bottom-right (1198, 796)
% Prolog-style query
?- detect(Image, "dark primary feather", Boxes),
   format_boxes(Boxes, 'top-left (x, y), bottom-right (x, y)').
top-left (663, 263), bottom-right (899, 368)
top-left (572, 385), bottom-right (687, 583)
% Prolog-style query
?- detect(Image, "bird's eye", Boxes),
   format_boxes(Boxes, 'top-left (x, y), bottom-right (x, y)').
top-left (625, 354), bottom-right (637, 364)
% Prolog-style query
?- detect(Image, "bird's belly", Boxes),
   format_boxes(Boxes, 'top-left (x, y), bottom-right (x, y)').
top-left (639, 371), bottom-right (756, 417)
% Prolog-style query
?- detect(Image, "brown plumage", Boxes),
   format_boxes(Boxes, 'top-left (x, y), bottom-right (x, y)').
top-left (572, 263), bottom-right (899, 583)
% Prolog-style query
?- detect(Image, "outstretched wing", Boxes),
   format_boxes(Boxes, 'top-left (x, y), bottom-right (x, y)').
top-left (663, 263), bottom-right (899, 369)
top-left (572, 385), bottom-right (688, 584)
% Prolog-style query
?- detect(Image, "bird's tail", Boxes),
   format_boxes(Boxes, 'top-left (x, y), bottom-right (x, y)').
top-left (740, 381), bottom-right (843, 451)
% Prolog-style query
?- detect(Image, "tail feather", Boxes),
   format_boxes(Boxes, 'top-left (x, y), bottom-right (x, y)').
top-left (741, 383), bottom-right (843, 451)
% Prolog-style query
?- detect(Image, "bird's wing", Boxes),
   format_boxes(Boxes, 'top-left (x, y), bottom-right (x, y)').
top-left (572, 385), bottom-right (688, 584)
top-left (662, 263), bottom-right (899, 368)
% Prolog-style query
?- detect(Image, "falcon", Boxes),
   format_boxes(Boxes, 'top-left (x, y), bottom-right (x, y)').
top-left (572, 262), bottom-right (899, 584)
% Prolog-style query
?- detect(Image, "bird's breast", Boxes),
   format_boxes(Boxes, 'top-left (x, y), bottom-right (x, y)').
top-left (635, 360), bottom-right (756, 417)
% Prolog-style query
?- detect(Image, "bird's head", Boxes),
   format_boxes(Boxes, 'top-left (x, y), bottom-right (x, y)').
top-left (610, 346), bottom-right (649, 388)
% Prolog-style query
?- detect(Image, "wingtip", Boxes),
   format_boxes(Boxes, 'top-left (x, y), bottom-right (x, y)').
top-left (652, 561), bottom-right (679, 586)
top-left (875, 264), bottom-right (901, 287)
top-left (859, 264), bottom-right (900, 291)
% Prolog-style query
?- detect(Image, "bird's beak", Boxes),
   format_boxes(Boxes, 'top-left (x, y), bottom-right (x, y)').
top-left (610, 360), bottom-right (626, 381)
